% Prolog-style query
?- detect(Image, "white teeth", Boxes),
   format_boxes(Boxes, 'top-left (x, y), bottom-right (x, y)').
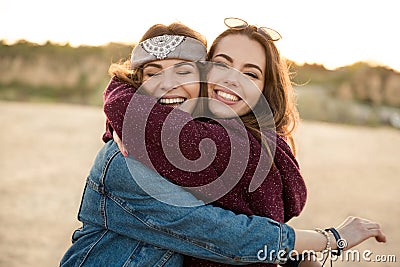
top-left (159, 97), bottom-right (186, 104)
top-left (216, 90), bottom-right (239, 101)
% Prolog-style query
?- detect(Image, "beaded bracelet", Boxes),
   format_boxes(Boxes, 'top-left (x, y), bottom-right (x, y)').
top-left (315, 228), bottom-right (331, 251)
top-left (326, 227), bottom-right (346, 256)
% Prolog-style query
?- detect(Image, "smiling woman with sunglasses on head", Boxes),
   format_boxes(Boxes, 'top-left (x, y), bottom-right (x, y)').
top-left (208, 18), bottom-right (296, 148)
top-left (201, 18), bottom-right (386, 266)
top-left (112, 19), bottom-right (384, 267)
top-left (61, 20), bottom-right (386, 267)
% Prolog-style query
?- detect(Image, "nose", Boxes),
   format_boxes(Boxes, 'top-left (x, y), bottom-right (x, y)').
top-left (223, 69), bottom-right (239, 87)
top-left (160, 69), bottom-right (178, 91)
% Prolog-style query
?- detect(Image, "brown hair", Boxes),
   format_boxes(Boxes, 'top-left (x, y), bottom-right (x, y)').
top-left (108, 22), bottom-right (208, 114)
top-left (207, 27), bottom-right (299, 154)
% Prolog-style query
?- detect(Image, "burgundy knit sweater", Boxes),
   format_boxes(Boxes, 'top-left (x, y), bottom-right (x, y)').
top-left (102, 77), bottom-right (307, 266)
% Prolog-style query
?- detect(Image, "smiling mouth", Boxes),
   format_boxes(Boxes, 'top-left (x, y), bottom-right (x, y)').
top-left (214, 90), bottom-right (240, 104)
top-left (158, 97), bottom-right (186, 107)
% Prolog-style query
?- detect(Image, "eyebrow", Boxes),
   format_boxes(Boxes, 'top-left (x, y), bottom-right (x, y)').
top-left (214, 53), bottom-right (263, 74)
top-left (143, 63), bottom-right (162, 69)
top-left (174, 62), bottom-right (196, 68)
top-left (143, 61), bottom-right (195, 70)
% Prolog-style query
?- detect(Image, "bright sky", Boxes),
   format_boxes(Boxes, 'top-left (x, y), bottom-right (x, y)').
top-left (1, 0), bottom-right (399, 71)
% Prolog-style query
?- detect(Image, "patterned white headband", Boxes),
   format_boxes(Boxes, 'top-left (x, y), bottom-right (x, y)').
top-left (131, 35), bottom-right (207, 68)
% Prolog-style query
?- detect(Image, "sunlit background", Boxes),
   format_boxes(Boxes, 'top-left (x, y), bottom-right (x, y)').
top-left (1, 0), bottom-right (399, 71)
top-left (1, 1), bottom-right (399, 267)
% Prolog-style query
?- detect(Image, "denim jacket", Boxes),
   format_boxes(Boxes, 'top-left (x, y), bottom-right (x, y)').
top-left (60, 141), bottom-right (296, 266)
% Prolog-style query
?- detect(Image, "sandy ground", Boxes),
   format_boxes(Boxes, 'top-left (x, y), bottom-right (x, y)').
top-left (1, 101), bottom-right (399, 267)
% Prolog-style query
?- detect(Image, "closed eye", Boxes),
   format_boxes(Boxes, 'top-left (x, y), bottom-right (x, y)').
top-left (175, 62), bottom-right (196, 75)
top-left (244, 72), bottom-right (259, 79)
top-left (176, 69), bottom-right (193, 75)
top-left (146, 72), bottom-right (162, 77)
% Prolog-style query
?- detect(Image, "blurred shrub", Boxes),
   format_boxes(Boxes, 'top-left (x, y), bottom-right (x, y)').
top-left (291, 62), bottom-right (400, 128)
top-left (0, 40), bottom-right (132, 105)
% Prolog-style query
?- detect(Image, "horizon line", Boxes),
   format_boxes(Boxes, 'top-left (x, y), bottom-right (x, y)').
top-left (2, 38), bottom-right (399, 73)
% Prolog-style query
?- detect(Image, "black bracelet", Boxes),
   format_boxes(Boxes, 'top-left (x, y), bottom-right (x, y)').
top-left (325, 227), bottom-right (346, 256)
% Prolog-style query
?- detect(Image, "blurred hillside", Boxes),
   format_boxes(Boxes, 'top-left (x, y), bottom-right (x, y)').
top-left (291, 62), bottom-right (400, 128)
top-left (1, 40), bottom-right (400, 128)
top-left (0, 40), bottom-right (132, 106)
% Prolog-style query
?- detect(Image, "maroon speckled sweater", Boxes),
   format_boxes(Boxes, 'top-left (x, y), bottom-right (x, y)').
top-left (102, 76), bottom-right (307, 267)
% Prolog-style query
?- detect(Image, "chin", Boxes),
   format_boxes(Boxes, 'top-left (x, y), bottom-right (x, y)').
top-left (208, 102), bottom-right (240, 119)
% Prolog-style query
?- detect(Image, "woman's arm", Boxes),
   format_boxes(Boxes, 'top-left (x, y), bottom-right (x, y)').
top-left (103, 76), bottom-right (136, 142)
top-left (294, 218), bottom-right (386, 253)
top-left (80, 141), bottom-right (386, 265)
top-left (81, 141), bottom-right (294, 265)
top-left (104, 77), bottom-right (251, 197)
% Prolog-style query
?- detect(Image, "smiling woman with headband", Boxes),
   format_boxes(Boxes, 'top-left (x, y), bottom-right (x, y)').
top-left (102, 23), bottom-right (208, 142)
top-left (60, 21), bottom-right (386, 267)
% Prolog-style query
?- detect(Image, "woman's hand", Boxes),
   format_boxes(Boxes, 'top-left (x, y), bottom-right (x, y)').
top-left (294, 216), bottom-right (386, 255)
top-left (113, 130), bottom-right (129, 157)
top-left (334, 216), bottom-right (386, 250)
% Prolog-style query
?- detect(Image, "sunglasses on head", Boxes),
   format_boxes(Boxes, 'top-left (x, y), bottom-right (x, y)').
top-left (224, 17), bottom-right (282, 42)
